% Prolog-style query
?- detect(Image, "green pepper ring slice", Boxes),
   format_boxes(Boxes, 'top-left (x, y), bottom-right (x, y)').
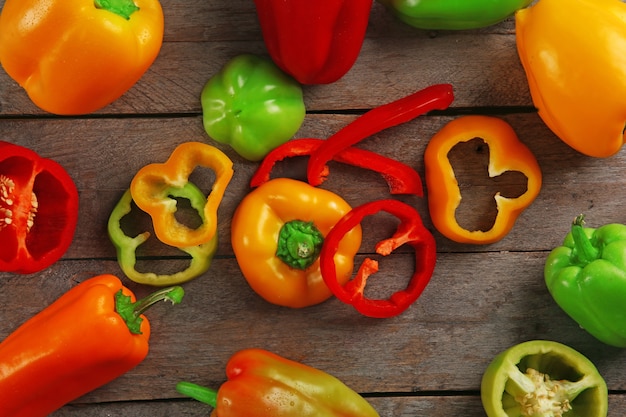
top-left (481, 340), bottom-right (607, 417)
top-left (108, 183), bottom-right (218, 286)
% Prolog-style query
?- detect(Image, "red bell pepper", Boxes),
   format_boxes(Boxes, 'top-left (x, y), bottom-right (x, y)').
top-left (320, 199), bottom-right (437, 318)
top-left (0, 141), bottom-right (79, 274)
top-left (253, 0), bottom-right (373, 84)
top-left (306, 84), bottom-right (455, 187)
top-left (250, 138), bottom-right (424, 196)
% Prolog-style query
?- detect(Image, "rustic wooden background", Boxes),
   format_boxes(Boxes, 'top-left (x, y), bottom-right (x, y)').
top-left (1, 0), bottom-right (625, 415)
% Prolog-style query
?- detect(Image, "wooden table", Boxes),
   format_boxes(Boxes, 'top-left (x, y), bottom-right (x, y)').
top-left (2, 1), bottom-right (626, 415)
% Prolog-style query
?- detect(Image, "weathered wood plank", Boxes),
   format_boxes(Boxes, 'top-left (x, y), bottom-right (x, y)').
top-left (48, 394), bottom-right (626, 417)
top-left (0, 34), bottom-right (531, 115)
top-left (3, 252), bottom-right (626, 406)
top-left (0, 112), bottom-right (624, 259)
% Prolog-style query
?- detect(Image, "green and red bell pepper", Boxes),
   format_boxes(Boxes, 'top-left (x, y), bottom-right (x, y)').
top-left (201, 54), bottom-right (305, 161)
top-left (176, 348), bottom-right (380, 417)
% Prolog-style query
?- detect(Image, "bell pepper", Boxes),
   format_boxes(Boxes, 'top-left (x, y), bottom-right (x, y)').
top-left (545, 215), bottom-right (626, 348)
top-left (250, 138), bottom-right (424, 196)
top-left (175, 348), bottom-right (380, 417)
top-left (130, 142), bottom-right (234, 248)
top-left (0, 274), bottom-right (184, 417)
top-left (515, 0), bottom-right (626, 157)
top-left (252, 0), bottom-right (373, 85)
top-left (424, 115), bottom-right (541, 244)
top-left (320, 199), bottom-right (436, 318)
top-left (0, 141), bottom-right (79, 274)
top-left (231, 178), bottom-right (362, 308)
top-left (481, 340), bottom-right (608, 417)
top-left (201, 54), bottom-right (306, 162)
top-left (0, 0), bottom-right (163, 115)
top-left (108, 184), bottom-right (218, 286)
top-left (378, 0), bottom-right (532, 30)
top-left (307, 84), bottom-right (454, 188)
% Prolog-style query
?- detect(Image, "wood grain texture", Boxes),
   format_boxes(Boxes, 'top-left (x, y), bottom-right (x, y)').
top-left (1, 0), bottom-right (625, 415)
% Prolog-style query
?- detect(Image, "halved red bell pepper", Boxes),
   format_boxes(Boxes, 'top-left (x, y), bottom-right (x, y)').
top-left (253, 0), bottom-right (373, 84)
top-left (320, 199), bottom-right (437, 318)
top-left (0, 141), bottom-right (79, 274)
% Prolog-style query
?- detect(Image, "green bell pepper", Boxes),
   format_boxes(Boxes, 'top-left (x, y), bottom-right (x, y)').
top-left (201, 54), bottom-right (306, 162)
top-left (377, 0), bottom-right (533, 30)
top-left (481, 340), bottom-right (607, 417)
top-left (108, 183), bottom-right (218, 286)
top-left (545, 215), bottom-right (626, 347)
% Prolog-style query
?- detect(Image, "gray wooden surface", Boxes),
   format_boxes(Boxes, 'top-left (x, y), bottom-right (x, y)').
top-left (1, 1), bottom-right (625, 415)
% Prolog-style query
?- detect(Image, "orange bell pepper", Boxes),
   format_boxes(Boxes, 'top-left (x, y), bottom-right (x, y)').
top-left (231, 178), bottom-right (362, 308)
top-left (424, 115), bottom-right (542, 244)
top-left (130, 142), bottom-right (234, 248)
top-left (0, 0), bottom-right (163, 115)
top-left (0, 274), bottom-right (184, 417)
top-left (515, 0), bottom-right (626, 157)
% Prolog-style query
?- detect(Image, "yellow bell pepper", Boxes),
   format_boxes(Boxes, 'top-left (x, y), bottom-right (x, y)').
top-left (515, 0), bottom-right (626, 157)
top-left (231, 178), bottom-right (362, 308)
top-left (424, 116), bottom-right (542, 244)
top-left (0, 0), bottom-right (163, 115)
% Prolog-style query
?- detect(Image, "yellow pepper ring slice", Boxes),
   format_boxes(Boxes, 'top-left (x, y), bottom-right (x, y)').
top-left (424, 115), bottom-right (542, 244)
top-left (130, 142), bottom-right (234, 248)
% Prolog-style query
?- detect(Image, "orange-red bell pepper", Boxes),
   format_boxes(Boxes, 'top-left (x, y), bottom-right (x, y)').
top-left (0, 0), bottom-right (163, 115)
top-left (0, 274), bottom-right (184, 417)
top-left (176, 348), bottom-right (380, 417)
top-left (424, 115), bottom-right (541, 244)
top-left (231, 178), bottom-right (362, 308)
top-left (130, 142), bottom-right (234, 248)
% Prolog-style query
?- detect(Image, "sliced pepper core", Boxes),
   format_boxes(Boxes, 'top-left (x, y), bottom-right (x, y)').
top-left (481, 340), bottom-right (608, 417)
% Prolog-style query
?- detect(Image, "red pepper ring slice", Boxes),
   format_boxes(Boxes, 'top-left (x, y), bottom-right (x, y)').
top-left (307, 83), bottom-right (455, 187)
top-left (250, 138), bottom-right (423, 196)
top-left (320, 199), bottom-right (437, 318)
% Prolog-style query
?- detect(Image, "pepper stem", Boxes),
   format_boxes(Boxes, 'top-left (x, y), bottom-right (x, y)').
top-left (115, 286), bottom-right (184, 334)
top-left (276, 220), bottom-right (324, 270)
top-left (571, 214), bottom-right (599, 265)
top-left (176, 381), bottom-right (218, 407)
top-left (94, 0), bottom-right (139, 20)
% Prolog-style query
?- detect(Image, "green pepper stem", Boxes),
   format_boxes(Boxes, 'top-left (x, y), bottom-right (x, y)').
top-left (571, 214), bottom-right (599, 265)
top-left (115, 286), bottom-right (184, 334)
top-left (176, 381), bottom-right (218, 407)
top-left (94, 0), bottom-right (139, 20)
top-left (276, 220), bottom-right (324, 270)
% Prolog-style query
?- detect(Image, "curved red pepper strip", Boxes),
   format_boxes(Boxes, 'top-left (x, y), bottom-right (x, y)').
top-left (320, 199), bottom-right (437, 318)
top-left (250, 138), bottom-right (423, 196)
top-left (307, 84), bottom-right (455, 187)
